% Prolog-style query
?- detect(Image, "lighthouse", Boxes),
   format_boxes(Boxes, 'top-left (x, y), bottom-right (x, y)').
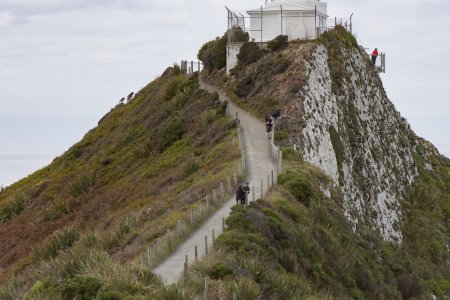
top-left (247, 0), bottom-right (328, 42)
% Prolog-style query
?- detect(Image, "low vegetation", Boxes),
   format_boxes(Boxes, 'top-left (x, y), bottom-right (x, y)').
top-left (0, 69), bottom-right (240, 297)
top-left (185, 151), bottom-right (450, 299)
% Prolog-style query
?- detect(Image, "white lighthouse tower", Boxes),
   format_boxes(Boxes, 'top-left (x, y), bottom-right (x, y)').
top-left (247, 0), bottom-right (328, 42)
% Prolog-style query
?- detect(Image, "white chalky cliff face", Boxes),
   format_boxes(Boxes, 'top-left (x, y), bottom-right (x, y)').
top-left (294, 45), bottom-right (422, 242)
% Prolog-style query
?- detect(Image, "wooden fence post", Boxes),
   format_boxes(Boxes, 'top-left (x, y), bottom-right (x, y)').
top-left (252, 186), bottom-right (255, 202)
top-left (204, 276), bottom-right (209, 300)
top-left (220, 183), bottom-right (225, 201)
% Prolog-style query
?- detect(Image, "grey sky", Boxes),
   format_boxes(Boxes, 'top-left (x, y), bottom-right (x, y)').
top-left (0, 0), bottom-right (449, 185)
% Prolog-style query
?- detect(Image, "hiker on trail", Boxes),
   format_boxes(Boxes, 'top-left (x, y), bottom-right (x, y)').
top-left (242, 182), bottom-right (250, 205)
top-left (371, 48), bottom-right (379, 65)
top-left (265, 115), bottom-right (273, 139)
top-left (235, 182), bottom-right (250, 206)
top-left (271, 110), bottom-right (281, 120)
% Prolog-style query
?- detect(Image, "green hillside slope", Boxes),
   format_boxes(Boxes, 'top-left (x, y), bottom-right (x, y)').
top-left (0, 69), bottom-right (240, 299)
top-left (185, 151), bottom-right (450, 299)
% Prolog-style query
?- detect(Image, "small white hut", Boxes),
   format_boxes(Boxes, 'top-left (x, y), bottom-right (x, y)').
top-left (247, 0), bottom-right (328, 42)
top-left (226, 0), bottom-right (329, 73)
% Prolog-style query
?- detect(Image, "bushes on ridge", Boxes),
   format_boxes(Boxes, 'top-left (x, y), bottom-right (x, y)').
top-left (267, 35), bottom-right (289, 51)
top-left (237, 41), bottom-right (264, 65)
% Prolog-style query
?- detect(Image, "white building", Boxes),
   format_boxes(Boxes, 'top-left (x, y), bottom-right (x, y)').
top-left (247, 0), bottom-right (328, 42)
top-left (226, 0), bottom-right (328, 74)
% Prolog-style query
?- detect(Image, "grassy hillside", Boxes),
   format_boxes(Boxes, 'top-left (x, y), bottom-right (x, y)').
top-left (185, 150), bottom-right (450, 299)
top-left (0, 68), bottom-right (240, 298)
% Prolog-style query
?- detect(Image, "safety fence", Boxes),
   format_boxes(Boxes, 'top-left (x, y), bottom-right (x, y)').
top-left (144, 104), bottom-right (246, 273)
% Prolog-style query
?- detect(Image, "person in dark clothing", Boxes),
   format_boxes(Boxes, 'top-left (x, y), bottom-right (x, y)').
top-left (265, 115), bottom-right (273, 139)
top-left (271, 110), bottom-right (281, 119)
top-left (235, 182), bottom-right (250, 205)
top-left (241, 182), bottom-right (250, 205)
top-left (371, 48), bottom-right (379, 65)
top-left (236, 185), bottom-right (245, 205)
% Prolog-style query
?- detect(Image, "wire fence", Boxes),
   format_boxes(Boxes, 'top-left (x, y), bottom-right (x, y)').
top-left (143, 105), bottom-right (246, 272)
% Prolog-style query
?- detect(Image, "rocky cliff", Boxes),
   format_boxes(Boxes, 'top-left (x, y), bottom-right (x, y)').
top-left (204, 27), bottom-right (446, 242)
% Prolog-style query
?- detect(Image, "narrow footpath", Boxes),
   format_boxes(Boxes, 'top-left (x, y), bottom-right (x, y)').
top-left (152, 78), bottom-right (278, 284)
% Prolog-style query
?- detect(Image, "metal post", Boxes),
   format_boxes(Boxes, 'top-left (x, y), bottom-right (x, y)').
top-left (267, 174), bottom-right (270, 190)
top-left (234, 172), bottom-right (237, 185)
top-left (315, 6), bottom-right (317, 38)
top-left (222, 217), bottom-right (225, 232)
top-left (212, 229), bottom-right (215, 247)
top-left (190, 208), bottom-right (194, 224)
top-left (205, 235), bottom-right (208, 255)
top-left (195, 245), bottom-right (198, 261)
top-left (191, 61), bottom-right (194, 75)
top-left (280, 5), bottom-right (283, 35)
top-left (199, 203), bottom-right (203, 215)
top-left (184, 255), bottom-right (188, 277)
top-left (261, 5), bottom-right (263, 43)
top-left (235, 111), bottom-right (238, 120)
top-left (271, 170), bottom-right (274, 186)
top-left (213, 189), bottom-right (217, 203)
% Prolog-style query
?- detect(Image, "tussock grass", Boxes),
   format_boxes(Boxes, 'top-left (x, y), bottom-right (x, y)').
top-left (183, 152), bottom-right (450, 299)
top-left (37, 200), bottom-right (69, 223)
top-left (33, 227), bottom-right (80, 262)
top-left (0, 191), bottom-right (30, 223)
top-left (69, 172), bottom-right (97, 197)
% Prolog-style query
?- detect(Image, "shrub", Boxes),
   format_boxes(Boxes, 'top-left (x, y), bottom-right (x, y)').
top-left (231, 277), bottom-right (261, 299)
top-left (195, 109), bottom-right (218, 128)
top-left (0, 191), bottom-right (30, 223)
top-left (397, 274), bottom-right (422, 299)
top-left (33, 227), bottom-right (80, 261)
top-left (228, 26), bottom-right (250, 43)
top-left (237, 42), bottom-right (263, 65)
top-left (62, 276), bottom-right (102, 300)
top-left (181, 161), bottom-right (199, 178)
top-left (274, 131), bottom-right (289, 142)
top-left (151, 285), bottom-right (195, 300)
top-left (116, 213), bottom-right (141, 238)
top-left (267, 35), bottom-right (289, 51)
top-left (207, 262), bottom-right (233, 279)
top-left (159, 118), bottom-right (184, 151)
top-left (37, 200), bottom-right (70, 223)
top-left (172, 63), bottom-right (183, 76)
top-left (70, 172), bottom-right (97, 197)
top-left (278, 172), bottom-right (315, 206)
top-left (197, 33), bottom-right (228, 72)
top-left (96, 289), bottom-right (125, 300)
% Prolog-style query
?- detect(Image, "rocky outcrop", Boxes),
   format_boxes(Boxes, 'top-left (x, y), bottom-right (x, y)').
top-left (210, 31), bottom-right (442, 242)
top-left (293, 44), bottom-right (419, 242)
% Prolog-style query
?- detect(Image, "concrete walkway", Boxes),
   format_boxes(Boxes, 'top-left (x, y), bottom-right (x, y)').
top-left (152, 78), bottom-right (278, 284)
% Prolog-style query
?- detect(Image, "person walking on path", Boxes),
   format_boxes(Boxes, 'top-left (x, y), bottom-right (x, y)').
top-left (371, 48), bottom-right (379, 65)
top-left (265, 115), bottom-right (273, 139)
top-left (235, 183), bottom-right (250, 206)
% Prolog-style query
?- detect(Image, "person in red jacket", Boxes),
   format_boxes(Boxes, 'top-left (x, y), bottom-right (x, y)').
top-left (371, 48), bottom-right (379, 65)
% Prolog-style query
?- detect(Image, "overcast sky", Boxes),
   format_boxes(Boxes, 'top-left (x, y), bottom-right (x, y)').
top-left (0, 0), bottom-right (449, 185)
